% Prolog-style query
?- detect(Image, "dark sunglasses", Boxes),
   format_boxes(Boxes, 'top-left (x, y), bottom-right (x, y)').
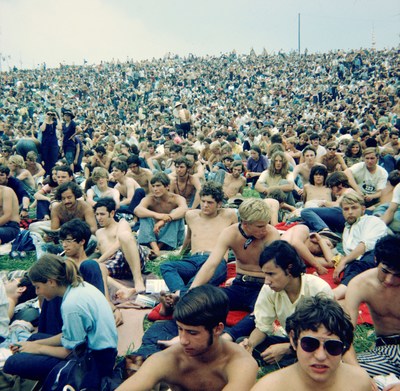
top-left (300, 336), bottom-right (344, 356)
top-left (327, 148), bottom-right (337, 151)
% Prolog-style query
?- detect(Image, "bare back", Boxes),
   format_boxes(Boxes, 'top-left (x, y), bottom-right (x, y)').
top-left (0, 186), bottom-right (20, 224)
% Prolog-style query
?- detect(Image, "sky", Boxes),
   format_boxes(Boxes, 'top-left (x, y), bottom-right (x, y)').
top-left (0, 0), bottom-right (399, 70)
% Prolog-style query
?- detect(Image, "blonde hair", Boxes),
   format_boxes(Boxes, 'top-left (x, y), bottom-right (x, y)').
top-left (339, 190), bottom-right (365, 207)
top-left (8, 155), bottom-right (25, 169)
top-left (239, 198), bottom-right (271, 223)
top-left (363, 147), bottom-right (379, 157)
top-left (92, 167), bottom-right (109, 182)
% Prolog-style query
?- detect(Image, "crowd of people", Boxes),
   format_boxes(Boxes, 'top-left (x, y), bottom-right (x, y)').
top-left (0, 47), bottom-right (400, 390)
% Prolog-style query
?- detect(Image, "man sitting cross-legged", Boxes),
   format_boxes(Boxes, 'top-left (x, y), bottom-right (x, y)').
top-left (94, 197), bottom-right (148, 297)
top-left (135, 172), bottom-right (187, 256)
top-left (159, 181), bottom-right (237, 314)
top-left (251, 295), bottom-right (371, 391)
top-left (116, 285), bottom-right (258, 391)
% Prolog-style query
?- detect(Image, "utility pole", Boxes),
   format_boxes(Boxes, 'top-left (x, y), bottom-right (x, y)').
top-left (298, 13), bottom-right (301, 54)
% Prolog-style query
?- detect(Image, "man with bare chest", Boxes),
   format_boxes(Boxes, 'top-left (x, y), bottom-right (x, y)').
top-left (302, 165), bottom-right (332, 208)
top-left (116, 285), bottom-right (258, 391)
top-left (191, 198), bottom-right (280, 341)
top-left (95, 198), bottom-right (147, 295)
top-left (135, 172), bottom-right (188, 256)
top-left (0, 185), bottom-right (20, 244)
top-left (169, 157), bottom-right (201, 209)
top-left (345, 235), bottom-right (400, 381)
top-left (223, 161), bottom-right (246, 199)
top-left (51, 182), bottom-right (97, 234)
top-left (160, 182), bottom-right (237, 297)
top-left (111, 161), bottom-right (144, 214)
top-left (127, 155), bottom-right (153, 194)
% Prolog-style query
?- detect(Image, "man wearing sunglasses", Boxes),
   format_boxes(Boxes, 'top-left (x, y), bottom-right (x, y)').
top-left (345, 235), bottom-right (400, 383)
top-left (251, 295), bottom-right (371, 390)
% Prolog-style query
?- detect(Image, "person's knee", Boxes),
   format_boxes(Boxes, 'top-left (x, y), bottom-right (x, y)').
top-left (160, 262), bottom-right (174, 275)
top-left (118, 229), bottom-right (137, 244)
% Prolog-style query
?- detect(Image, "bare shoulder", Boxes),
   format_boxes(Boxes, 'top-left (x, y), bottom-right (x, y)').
top-left (251, 367), bottom-right (292, 391)
top-left (185, 208), bottom-right (201, 222)
top-left (340, 363), bottom-right (371, 389)
top-left (265, 224), bottom-right (280, 243)
top-left (347, 268), bottom-right (378, 297)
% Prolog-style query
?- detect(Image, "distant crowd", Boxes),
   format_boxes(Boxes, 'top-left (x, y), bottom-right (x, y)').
top-left (0, 47), bottom-right (400, 390)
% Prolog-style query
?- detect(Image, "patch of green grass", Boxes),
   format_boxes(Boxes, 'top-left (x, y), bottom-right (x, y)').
top-left (0, 251), bottom-right (36, 272)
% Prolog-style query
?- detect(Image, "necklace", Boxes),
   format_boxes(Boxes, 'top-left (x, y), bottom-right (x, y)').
top-left (238, 223), bottom-right (256, 250)
top-left (176, 175), bottom-right (189, 196)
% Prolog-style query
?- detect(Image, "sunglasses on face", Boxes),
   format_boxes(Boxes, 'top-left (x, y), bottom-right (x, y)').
top-left (327, 148), bottom-right (337, 151)
top-left (300, 336), bottom-right (345, 356)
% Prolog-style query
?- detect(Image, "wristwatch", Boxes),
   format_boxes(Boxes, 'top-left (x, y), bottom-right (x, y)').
top-left (21, 208), bottom-right (28, 212)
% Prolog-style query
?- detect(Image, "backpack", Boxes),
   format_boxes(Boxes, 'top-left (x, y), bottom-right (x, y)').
top-left (11, 230), bottom-right (35, 252)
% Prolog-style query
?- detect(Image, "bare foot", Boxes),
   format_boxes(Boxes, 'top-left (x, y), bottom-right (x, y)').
top-left (159, 291), bottom-right (179, 316)
top-left (134, 280), bottom-right (146, 294)
top-left (115, 287), bottom-right (137, 300)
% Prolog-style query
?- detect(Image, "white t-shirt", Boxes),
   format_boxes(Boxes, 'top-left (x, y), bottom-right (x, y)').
top-left (391, 183), bottom-right (400, 204)
top-left (349, 162), bottom-right (388, 195)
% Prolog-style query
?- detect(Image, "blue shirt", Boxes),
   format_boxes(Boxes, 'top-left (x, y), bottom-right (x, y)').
top-left (61, 282), bottom-right (117, 351)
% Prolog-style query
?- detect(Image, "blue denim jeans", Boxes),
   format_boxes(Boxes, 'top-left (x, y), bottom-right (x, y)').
top-left (223, 278), bottom-right (264, 341)
top-left (160, 254), bottom-right (227, 293)
top-left (373, 203), bottom-right (400, 233)
top-left (301, 207), bottom-right (345, 233)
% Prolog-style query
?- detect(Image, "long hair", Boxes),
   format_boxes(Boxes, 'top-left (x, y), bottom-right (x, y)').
top-left (29, 254), bottom-right (83, 288)
top-left (268, 151), bottom-right (289, 178)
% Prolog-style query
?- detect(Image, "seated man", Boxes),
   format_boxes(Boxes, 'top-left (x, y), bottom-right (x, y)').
top-left (242, 241), bottom-right (333, 367)
top-left (345, 235), bottom-right (400, 381)
top-left (169, 156), bottom-right (202, 209)
top-left (377, 181), bottom-right (400, 234)
top-left (190, 198), bottom-right (280, 342)
top-left (160, 182), bottom-right (237, 305)
top-left (223, 161), bottom-right (246, 199)
top-left (116, 285), bottom-right (258, 391)
top-left (0, 185), bottom-right (20, 245)
top-left (135, 172), bottom-right (187, 256)
top-left (95, 197), bottom-right (148, 295)
top-left (333, 191), bottom-right (387, 300)
top-left (251, 295), bottom-right (371, 391)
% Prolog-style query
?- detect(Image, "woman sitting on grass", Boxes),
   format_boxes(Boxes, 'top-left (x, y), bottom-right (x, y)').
top-left (4, 254), bottom-right (118, 390)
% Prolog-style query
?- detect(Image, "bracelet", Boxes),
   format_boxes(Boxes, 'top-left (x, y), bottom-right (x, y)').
top-left (22, 208), bottom-right (28, 212)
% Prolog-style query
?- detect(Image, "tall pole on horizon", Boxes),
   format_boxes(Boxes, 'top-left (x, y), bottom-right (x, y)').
top-left (298, 13), bottom-right (301, 54)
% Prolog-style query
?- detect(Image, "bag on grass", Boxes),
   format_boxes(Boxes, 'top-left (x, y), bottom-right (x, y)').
top-left (11, 230), bottom-right (35, 252)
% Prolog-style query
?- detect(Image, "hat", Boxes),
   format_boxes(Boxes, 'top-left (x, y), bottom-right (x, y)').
top-left (174, 102), bottom-right (182, 108)
top-left (63, 110), bottom-right (75, 119)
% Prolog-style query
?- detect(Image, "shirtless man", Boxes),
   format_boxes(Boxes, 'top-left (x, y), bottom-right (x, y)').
top-left (111, 161), bottom-right (141, 211)
top-left (135, 172), bottom-right (188, 256)
top-left (191, 198), bottom-right (280, 341)
top-left (345, 235), bottom-right (400, 381)
top-left (281, 226), bottom-right (336, 275)
top-left (169, 157), bottom-right (202, 209)
top-left (223, 161), bottom-right (246, 199)
top-left (95, 197), bottom-right (146, 295)
top-left (50, 181), bottom-right (97, 234)
top-left (116, 285), bottom-right (258, 391)
top-left (183, 147), bottom-right (206, 182)
top-left (160, 182), bottom-right (237, 300)
top-left (252, 295), bottom-right (371, 391)
top-left (302, 165), bottom-right (332, 208)
top-left (293, 146), bottom-right (319, 196)
top-left (0, 185), bottom-right (20, 244)
top-left (126, 154), bottom-right (153, 194)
